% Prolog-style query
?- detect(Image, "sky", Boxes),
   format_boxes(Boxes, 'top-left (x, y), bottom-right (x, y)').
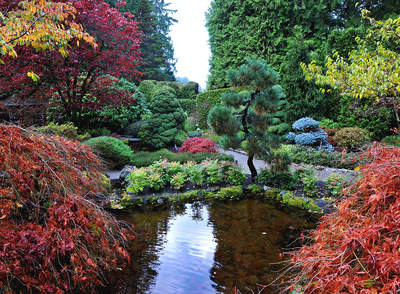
top-left (168, 0), bottom-right (212, 90)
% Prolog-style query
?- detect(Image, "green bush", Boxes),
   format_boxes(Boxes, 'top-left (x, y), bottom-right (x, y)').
top-left (196, 88), bottom-right (230, 129)
top-left (139, 80), bottom-right (199, 102)
top-left (257, 169), bottom-right (297, 190)
top-left (130, 149), bottom-right (233, 167)
top-left (320, 118), bottom-right (341, 129)
top-left (333, 127), bottom-right (370, 151)
top-left (381, 135), bottom-right (400, 147)
top-left (257, 151), bottom-right (296, 190)
top-left (34, 122), bottom-right (82, 140)
top-left (279, 144), bottom-right (361, 169)
top-left (179, 99), bottom-right (196, 114)
top-left (175, 130), bottom-right (188, 146)
top-left (139, 90), bottom-right (187, 149)
top-left (84, 136), bottom-right (134, 169)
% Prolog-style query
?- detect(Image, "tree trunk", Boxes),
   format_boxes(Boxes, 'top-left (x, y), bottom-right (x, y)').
top-left (247, 154), bottom-right (257, 182)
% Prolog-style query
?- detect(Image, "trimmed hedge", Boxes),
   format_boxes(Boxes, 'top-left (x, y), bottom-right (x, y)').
top-left (196, 88), bottom-right (230, 129)
top-left (179, 99), bottom-right (196, 114)
top-left (139, 80), bottom-right (199, 102)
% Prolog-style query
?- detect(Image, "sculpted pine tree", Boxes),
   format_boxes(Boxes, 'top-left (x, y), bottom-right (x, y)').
top-left (208, 58), bottom-right (286, 180)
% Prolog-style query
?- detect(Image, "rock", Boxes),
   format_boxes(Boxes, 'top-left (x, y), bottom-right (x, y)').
top-left (119, 165), bottom-right (135, 185)
top-left (315, 199), bottom-right (335, 214)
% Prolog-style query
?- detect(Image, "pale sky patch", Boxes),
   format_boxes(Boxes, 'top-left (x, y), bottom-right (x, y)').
top-left (169, 0), bottom-right (212, 90)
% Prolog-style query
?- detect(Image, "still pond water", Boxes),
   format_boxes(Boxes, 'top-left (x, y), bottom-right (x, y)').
top-left (113, 200), bottom-right (315, 294)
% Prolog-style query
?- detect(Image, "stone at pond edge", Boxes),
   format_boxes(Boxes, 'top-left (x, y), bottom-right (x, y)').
top-left (119, 165), bottom-right (135, 185)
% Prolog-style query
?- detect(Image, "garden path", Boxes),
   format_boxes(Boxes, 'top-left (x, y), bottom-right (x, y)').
top-left (217, 148), bottom-right (270, 174)
top-left (218, 148), bottom-right (358, 182)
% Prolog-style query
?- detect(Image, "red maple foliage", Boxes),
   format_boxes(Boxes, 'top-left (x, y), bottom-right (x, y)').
top-left (179, 137), bottom-right (218, 154)
top-left (290, 143), bottom-right (400, 293)
top-left (0, 125), bottom-right (133, 293)
top-left (0, 0), bottom-right (142, 127)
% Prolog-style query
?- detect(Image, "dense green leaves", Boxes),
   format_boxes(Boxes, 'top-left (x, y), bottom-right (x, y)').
top-left (139, 90), bottom-right (186, 149)
top-left (111, 0), bottom-right (176, 80)
top-left (206, 0), bottom-right (400, 125)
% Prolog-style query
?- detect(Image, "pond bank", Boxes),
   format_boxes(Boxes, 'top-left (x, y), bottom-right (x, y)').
top-left (108, 184), bottom-right (334, 217)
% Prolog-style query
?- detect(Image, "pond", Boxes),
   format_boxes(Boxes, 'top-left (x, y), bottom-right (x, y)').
top-left (110, 200), bottom-right (315, 294)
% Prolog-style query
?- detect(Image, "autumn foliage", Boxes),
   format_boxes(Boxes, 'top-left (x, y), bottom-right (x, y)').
top-left (0, 125), bottom-right (132, 293)
top-left (291, 143), bottom-right (400, 293)
top-left (0, 0), bottom-right (142, 128)
top-left (179, 137), bottom-right (218, 154)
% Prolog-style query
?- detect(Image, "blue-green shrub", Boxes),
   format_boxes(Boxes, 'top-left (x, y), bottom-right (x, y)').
top-left (293, 117), bottom-right (320, 131)
top-left (287, 117), bottom-right (333, 151)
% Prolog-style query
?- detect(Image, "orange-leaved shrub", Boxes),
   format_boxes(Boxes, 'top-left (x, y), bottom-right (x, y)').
top-left (0, 125), bottom-right (132, 293)
top-left (290, 143), bottom-right (400, 293)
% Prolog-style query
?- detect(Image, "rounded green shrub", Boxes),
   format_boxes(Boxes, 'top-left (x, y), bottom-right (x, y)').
top-left (84, 136), bottom-right (134, 169)
top-left (139, 91), bottom-right (187, 149)
top-left (196, 88), bottom-right (231, 129)
top-left (333, 127), bottom-right (370, 151)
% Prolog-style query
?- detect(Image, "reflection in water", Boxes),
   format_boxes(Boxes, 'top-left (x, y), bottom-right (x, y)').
top-left (114, 200), bottom-right (314, 294)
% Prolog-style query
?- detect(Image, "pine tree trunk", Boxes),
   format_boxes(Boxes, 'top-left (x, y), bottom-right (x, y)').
top-left (247, 154), bottom-right (257, 182)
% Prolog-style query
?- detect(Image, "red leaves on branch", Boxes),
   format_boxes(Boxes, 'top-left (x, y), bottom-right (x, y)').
top-left (0, 125), bottom-right (133, 293)
top-left (179, 137), bottom-right (218, 154)
top-left (290, 143), bottom-right (400, 293)
top-left (0, 0), bottom-right (142, 126)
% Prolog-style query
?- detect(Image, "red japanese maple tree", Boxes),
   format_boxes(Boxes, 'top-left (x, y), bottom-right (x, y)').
top-left (290, 143), bottom-right (400, 293)
top-left (0, 124), bottom-right (133, 293)
top-left (179, 137), bottom-right (218, 154)
top-left (0, 0), bottom-right (142, 127)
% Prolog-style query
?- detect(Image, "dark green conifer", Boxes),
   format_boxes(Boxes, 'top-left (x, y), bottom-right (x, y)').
top-left (208, 58), bottom-right (286, 180)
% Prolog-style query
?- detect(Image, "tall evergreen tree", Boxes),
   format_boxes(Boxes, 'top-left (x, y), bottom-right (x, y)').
top-left (206, 0), bottom-right (400, 122)
top-left (110, 0), bottom-right (176, 81)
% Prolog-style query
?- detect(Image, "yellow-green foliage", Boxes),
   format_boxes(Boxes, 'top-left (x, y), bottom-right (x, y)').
top-left (302, 10), bottom-right (400, 101)
top-left (35, 122), bottom-right (88, 141)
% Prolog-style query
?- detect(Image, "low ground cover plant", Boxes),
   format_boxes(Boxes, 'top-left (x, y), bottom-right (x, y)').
top-left (34, 122), bottom-right (89, 141)
top-left (290, 144), bottom-right (400, 293)
top-left (333, 127), bottom-right (370, 151)
top-left (130, 149), bottom-right (233, 167)
top-left (0, 125), bottom-right (132, 293)
top-left (125, 159), bottom-right (246, 193)
top-left (84, 136), bottom-right (134, 169)
top-left (279, 144), bottom-right (362, 169)
top-left (179, 137), bottom-right (217, 153)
